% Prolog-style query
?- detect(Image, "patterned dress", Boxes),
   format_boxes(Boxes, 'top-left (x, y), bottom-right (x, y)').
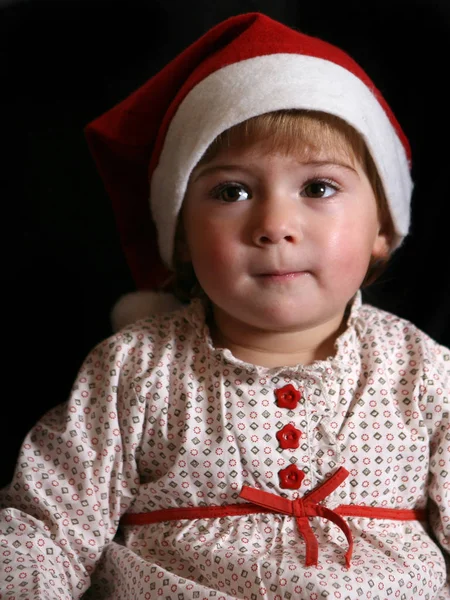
top-left (1, 291), bottom-right (449, 600)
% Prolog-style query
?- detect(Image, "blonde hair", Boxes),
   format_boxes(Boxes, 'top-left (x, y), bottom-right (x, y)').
top-left (170, 110), bottom-right (395, 301)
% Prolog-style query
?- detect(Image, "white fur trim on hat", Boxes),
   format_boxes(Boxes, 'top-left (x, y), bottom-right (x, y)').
top-left (151, 53), bottom-right (412, 267)
top-left (111, 291), bottom-right (183, 331)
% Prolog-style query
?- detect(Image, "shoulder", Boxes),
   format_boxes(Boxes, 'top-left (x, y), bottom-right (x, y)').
top-left (92, 301), bottom-right (204, 365)
top-left (359, 300), bottom-right (450, 379)
top-left (70, 302), bottom-right (204, 398)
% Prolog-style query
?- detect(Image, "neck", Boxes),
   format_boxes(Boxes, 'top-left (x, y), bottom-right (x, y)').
top-left (210, 308), bottom-right (348, 368)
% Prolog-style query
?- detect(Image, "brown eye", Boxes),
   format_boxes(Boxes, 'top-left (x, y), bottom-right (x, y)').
top-left (213, 184), bottom-right (251, 203)
top-left (305, 182), bottom-right (326, 197)
top-left (302, 180), bottom-right (338, 199)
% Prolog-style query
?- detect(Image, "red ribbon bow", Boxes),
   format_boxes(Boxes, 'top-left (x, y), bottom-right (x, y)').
top-left (239, 467), bottom-right (352, 567)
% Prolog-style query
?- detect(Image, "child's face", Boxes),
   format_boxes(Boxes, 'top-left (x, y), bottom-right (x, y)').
top-left (182, 141), bottom-right (388, 334)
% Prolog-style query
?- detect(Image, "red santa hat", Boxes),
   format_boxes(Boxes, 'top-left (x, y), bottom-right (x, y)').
top-left (84, 12), bottom-right (413, 329)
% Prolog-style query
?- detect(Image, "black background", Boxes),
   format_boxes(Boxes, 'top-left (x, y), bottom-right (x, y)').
top-left (2, 0), bottom-right (449, 487)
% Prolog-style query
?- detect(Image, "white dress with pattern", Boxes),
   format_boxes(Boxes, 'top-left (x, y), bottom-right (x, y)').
top-left (0, 291), bottom-right (449, 600)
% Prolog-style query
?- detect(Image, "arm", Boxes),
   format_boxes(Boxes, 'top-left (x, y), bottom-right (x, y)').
top-left (0, 334), bottom-right (144, 599)
top-left (426, 342), bottom-right (450, 596)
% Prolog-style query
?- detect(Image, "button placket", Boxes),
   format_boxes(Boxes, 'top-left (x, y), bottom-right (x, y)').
top-left (274, 384), bottom-right (304, 489)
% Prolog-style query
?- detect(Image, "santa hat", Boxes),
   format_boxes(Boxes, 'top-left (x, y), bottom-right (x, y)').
top-left (84, 12), bottom-right (413, 330)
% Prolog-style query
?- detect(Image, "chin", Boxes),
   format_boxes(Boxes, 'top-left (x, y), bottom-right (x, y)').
top-left (246, 305), bottom-right (320, 331)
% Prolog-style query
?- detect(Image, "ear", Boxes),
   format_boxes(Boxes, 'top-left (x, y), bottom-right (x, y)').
top-left (371, 231), bottom-right (390, 261)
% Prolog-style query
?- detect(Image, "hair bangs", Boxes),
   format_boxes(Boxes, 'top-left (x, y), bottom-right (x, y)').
top-left (198, 110), bottom-right (367, 169)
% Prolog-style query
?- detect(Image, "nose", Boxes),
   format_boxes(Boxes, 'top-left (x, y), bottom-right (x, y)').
top-left (251, 196), bottom-right (300, 246)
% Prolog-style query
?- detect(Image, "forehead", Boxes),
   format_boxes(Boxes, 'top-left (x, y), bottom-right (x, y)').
top-left (196, 111), bottom-right (366, 170)
top-left (201, 136), bottom-right (357, 167)
top-left (188, 142), bottom-right (363, 188)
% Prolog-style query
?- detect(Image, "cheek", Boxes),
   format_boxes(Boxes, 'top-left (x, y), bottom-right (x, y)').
top-left (187, 223), bottom-right (237, 278)
top-left (322, 220), bottom-right (375, 274)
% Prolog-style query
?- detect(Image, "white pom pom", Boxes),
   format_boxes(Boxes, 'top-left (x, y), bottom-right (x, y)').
top-left (111, 291), bottom-right (183, 331)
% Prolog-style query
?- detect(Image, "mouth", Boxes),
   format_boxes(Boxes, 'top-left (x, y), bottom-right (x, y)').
top-left (256, 270), bottom-right (310, 281)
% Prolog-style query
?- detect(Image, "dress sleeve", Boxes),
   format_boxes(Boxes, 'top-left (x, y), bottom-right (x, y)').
top-left (0, 334), bottom-right (144, 599)
top-left (426, 341), bottom-right (450, 596)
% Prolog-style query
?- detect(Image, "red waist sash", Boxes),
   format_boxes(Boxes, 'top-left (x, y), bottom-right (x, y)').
top-left (120, 467), bottom-right (426, 568)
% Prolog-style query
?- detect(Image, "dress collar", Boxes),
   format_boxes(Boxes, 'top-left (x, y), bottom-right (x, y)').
top-left (183, 290), bottom-right (366, 377)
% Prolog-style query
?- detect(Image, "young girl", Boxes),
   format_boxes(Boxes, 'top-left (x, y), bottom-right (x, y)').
top-left (1, 12), bottom-right (449, 600)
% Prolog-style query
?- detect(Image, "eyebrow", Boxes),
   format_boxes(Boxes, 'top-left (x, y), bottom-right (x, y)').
top-left (192, 160), bottom-right (358, 182)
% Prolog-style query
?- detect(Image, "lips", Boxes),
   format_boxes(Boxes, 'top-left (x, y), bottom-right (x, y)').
top-left (260, 270), bottom-right (304, 276)
top-left (256, 270), bottom-right (309, 277)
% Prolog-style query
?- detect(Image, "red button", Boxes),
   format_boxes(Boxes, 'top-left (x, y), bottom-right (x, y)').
top-left (278, 464), bottom-right (305, 489)
top-left (274, 384), bottom-right (301, 409)
top-left (276, 424), bottom-right (301, 450)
